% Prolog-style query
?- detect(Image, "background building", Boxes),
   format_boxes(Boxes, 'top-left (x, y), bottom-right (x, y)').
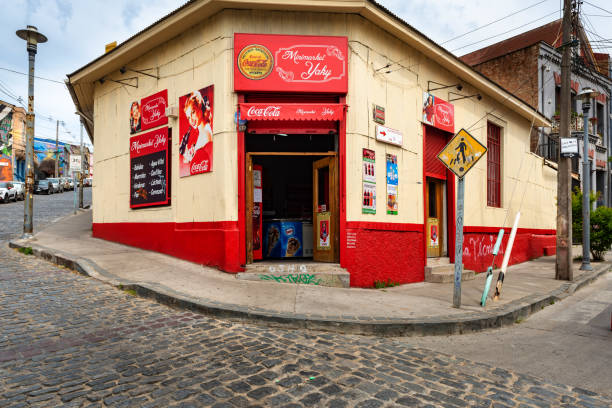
top-left (0, 101), bottom-right (26, 181)
top-left (462, 19), bottom-right (611, 207)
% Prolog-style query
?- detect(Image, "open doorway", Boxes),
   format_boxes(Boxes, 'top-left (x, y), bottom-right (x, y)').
top-left (425, 177), bottom-right (447, 258)
top-left (245, 132), bottom-right (338, 264)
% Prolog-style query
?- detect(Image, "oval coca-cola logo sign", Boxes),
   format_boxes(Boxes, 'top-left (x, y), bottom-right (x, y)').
top-left (238, 44), bottom-right (274, 80)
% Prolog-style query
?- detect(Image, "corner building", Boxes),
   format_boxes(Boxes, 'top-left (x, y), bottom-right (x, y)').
top-left (67, 0), bottom-right (557, 287)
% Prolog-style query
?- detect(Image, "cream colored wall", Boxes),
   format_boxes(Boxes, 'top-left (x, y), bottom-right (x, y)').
top-left (92, 11), bottom-right (237, 224)
top-left (342, 15), bottom-right (556, 230)
top-left (92, 8), bottom-right (556, 230)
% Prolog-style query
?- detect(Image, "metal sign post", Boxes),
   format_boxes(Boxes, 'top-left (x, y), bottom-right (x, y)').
top-left (453, 177), bottom-right (464, 307)
top-left (437, 128), bottom-right (487, 308)
top-left (73, 172), bottom-right (78, 215)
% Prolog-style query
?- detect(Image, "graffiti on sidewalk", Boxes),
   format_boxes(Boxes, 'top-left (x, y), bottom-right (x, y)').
top-left (258, 273), bottom-right (323, 285)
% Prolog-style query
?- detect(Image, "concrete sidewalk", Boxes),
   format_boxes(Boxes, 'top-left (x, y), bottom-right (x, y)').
top-left (9, 210), bottom-right (610, 336)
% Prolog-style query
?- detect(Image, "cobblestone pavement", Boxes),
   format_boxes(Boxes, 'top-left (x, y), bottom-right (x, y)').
top-left (0, 188), bottom-right (92, 242)
top-left (1, 246), bottom-right (611, 408)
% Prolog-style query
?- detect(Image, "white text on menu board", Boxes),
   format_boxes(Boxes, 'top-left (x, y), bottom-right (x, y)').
top-left (130, 133), bottom-right (167, 154)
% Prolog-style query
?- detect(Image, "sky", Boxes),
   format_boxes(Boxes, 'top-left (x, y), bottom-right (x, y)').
top-left (1, 0), bottom-right (611, 149)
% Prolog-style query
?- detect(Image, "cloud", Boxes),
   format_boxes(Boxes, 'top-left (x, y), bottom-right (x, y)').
top-left (25, 0), bottom-right (42, 25)
top-left (54, 0), bottom-right (73, 30)
top-left (122, 1), bottom-right (143, 28)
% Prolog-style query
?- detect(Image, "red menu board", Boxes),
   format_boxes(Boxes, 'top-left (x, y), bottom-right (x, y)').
top-left (234, 34), bottom-right (348, 93)
top-left (130, 127), bottom-right (170, 208)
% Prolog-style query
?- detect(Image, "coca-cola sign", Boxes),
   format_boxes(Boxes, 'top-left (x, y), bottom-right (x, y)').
top-left (234, 34), bottom-right (348, 93)
top-left (247, 106), bottom-right (281, 118)
top-left (239, 103), bottom-right (344, 121)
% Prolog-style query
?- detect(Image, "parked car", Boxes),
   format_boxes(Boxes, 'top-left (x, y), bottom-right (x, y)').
top-left (60, 177), bottom-right (72, 191)
top-left (0, 181), bottom-right (18, 203)
top-left (47, 178), bottom-right (62, 193)
top-left (34, 179), bottom-right (51, 194)
top-left (11, 181), bottom-right (25, 200)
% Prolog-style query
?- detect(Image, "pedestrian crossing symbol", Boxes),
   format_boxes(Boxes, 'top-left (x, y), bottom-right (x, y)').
top-left (437, 128), bottom-right (487, 178)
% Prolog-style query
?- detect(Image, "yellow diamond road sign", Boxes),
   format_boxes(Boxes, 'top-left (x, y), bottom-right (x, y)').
top-left (437, 128), bottom-right (487, 178)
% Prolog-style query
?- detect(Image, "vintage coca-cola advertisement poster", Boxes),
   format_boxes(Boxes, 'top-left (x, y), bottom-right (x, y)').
top-left (178, 85), bottom-right (214, 177)
top-left (234, 34), bottom-right (348, 93)
top-left (422, 92), bottom-right (454, 134)
top-left (129, 127), bottom-right (170, 208)
top-left (141, 89), bottom-right (168, 131)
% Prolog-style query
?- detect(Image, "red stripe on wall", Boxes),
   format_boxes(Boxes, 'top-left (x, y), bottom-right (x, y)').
top-left (463, 226), bottom-right (556, 235)
top-left (238, 94), bottom-right (246, 267)
top-left (92, 221), bottom-right (242, 272)
top-left (345, 221), bottom-right (424, 232)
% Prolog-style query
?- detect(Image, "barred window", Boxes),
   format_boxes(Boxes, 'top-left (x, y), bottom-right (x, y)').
top-left (487, 122), bottom-right (501, 207)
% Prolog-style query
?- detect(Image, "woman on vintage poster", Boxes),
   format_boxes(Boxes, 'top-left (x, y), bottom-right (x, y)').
top-left (178, 85), bottom-right (214, 177)
top-left (422, 93), bottom-right (435, 126)
top-left (130, 101), bottom-right (141, 134)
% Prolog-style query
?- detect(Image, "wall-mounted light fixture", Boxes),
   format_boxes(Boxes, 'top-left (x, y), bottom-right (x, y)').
top-left (165, 106), bottom-right (178, 119)
top-left (119, 66), bottom-right (159, 79)
top-left (428, 80), bottom-right (463, 92)
top-left (448, 91), bottom-right (481, 102)
top-left (98, 76), bottom-right (138, 88)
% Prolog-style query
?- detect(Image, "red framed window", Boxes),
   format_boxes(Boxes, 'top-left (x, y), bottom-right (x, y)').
top-left (487, 122), bottom-right (501, 207)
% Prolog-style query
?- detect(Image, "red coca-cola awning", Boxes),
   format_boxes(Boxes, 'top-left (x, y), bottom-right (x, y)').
top-left (239, 103), bottom-right (345, 121)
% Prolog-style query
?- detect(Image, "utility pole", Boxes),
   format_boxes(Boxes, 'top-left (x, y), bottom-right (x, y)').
top-left (16, 25), bottom-right (47, 238)
top-left (79, 120), bottom-right (84, 208)
top-left (55, 119), bottom-right (59, 177)
top-left (555, 0), bottom-right (573, 281)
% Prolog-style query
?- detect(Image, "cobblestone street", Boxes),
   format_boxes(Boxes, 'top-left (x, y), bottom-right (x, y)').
top-left (1, 244), bottom-right (611, 407)
top-left (0, 189), bottom-right (92, 242)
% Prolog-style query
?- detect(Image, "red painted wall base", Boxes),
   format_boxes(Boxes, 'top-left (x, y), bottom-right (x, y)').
top-left (342, 222), bottom-right (425, 288)
top-left (462, 228), bottom-right (556, 273)
top-left (92, 222), bottom-right (243, 273)
top-left (92, 222), bottom-right (556, 285)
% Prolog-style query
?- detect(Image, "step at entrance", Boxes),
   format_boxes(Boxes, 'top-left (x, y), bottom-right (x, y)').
top-left (424, 262), bottom-right (475, 283)
top-left (237, 262), bottom-right (350, 287)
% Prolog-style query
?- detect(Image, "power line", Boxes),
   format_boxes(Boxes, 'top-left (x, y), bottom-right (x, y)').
top-left (442, 0), bottom-right (550, 44)
top-left (452, 10), bottom-right (561, 53)
top-left (583, 1), bottom-right (612, 16)
top-left (0, 67), bottom-right (65, 84)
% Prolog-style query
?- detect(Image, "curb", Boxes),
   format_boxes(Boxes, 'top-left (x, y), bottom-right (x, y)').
top-left (8, 239), bottom-right (611, 337)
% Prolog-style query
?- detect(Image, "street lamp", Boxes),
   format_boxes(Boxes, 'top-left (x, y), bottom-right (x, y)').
top-left (16, 25), bottom-right (47, 238)
top-left (577, 87), bottom-right (599, 271)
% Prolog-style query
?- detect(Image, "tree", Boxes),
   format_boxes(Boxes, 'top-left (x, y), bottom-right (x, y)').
top-left (572, 187), bottom-right (611, 260)
top-left (571, 187), bottom-right (596, 244)
top-left (590, 206), bottom-right (612, 261)
top-left (38, 158), bottom-right (56, 177)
